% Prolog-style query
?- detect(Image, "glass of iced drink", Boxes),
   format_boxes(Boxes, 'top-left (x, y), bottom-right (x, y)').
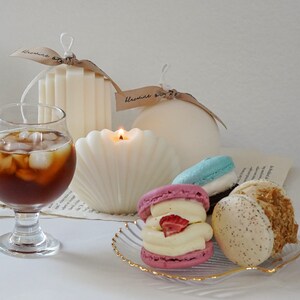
top-left (0, 103), bottom-right (76, 257)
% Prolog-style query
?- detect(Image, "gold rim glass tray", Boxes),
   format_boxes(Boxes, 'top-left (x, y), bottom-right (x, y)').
top-left (112, 220), bottom-right (300, 283)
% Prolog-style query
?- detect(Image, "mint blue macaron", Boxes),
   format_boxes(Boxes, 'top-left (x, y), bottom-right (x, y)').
top-left (172, 156), bottom-right (235, 186)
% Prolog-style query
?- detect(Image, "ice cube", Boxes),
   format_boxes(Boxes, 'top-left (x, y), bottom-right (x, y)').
top-left (3, 135), bottom-right (17, 143)
top-left (19, 131), bottom-right (30, 140)
top-left (0, 155), bottom-right (17, 174)
top-left (32, 140), bottom-right (55, 151)
top-left (0, 155), bottom-right (12, 171)
top-left (29, 151), bottom-right (53, 169)
top-left (43, 132), bottom-right (58, 141)
top-left (4, 142), bottom-right (32, 152)
top-left (54, 143), bottom-right (71, 158)
top-left (13, 154), bottom-right (29, 168)
top-left (41, 140), bottom-right (55, 150)
top-left (35, 143), bottom-right (71, 185)
top-left (29, 132), bottom-right (43, 143)
top-left (16, 168), bottom-right (37, 181)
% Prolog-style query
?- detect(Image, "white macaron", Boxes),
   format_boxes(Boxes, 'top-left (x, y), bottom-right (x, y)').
top-left (212, 194), bottom-right (274, 267)
top-left (212, 179), bottom-right (298, 267)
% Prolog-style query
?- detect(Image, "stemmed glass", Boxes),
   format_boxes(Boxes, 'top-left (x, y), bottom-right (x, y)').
top-left (0, 103), bottom-right (76, 257)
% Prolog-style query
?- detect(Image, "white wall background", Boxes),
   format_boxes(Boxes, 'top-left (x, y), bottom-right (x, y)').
top-left (0, 0), bottom-right (299, 167)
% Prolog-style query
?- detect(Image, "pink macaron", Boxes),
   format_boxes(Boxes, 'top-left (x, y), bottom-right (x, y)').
top-left (137, 184), bottom-right (210, 222)
top-left (137, 184), bottom-right (213, 269)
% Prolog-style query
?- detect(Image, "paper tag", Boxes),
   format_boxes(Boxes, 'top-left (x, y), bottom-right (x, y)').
top-left (115, 86), bottom-right (226, 128)
top-left (115, 86), bottom-right (163, 110)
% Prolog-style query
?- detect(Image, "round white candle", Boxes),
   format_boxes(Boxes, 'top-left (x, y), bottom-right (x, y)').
top-left (70, 128), bottom-right (180, 214)
top-left (132, 99), bottom-right (221, 171)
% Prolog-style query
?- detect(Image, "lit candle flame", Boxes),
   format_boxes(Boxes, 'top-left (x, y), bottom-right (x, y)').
top-left (118, 128), bottom-right (124, 140)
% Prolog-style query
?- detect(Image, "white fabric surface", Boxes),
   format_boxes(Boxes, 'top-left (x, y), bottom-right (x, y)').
top-left (0, 168), bottom-right (299, 300)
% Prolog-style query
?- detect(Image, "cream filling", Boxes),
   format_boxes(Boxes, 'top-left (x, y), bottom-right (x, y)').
top-left (142, 223), bottom-right (213, 256)
top-left (143, 199), bottom-right (213, 256)
top-left (202, 171), bottom-right (237, 196)
top-left (149, 199), bottom-right (207, 228)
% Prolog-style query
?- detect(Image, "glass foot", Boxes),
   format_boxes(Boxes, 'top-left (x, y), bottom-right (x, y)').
top-left (0, 212), bottom-right (60, 258)
top-left (0, 232), bottom-right (61, 258)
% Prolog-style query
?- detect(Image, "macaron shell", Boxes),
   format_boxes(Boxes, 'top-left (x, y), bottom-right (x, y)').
top-left (172, 156), bottom-right (235, 186)
top-left (212, 194), bottom-right (274, 267)
top-left (137, 184), bottom-right (209, 222)
top-left (141, 241), bottom-right (214, 269)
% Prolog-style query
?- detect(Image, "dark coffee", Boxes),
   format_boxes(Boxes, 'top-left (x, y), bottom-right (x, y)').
top-left (0, 130), bottom-right (76, 211)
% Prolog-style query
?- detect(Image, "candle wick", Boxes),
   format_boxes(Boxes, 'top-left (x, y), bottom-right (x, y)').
top-left (119, 135), bottom-right (124, 140)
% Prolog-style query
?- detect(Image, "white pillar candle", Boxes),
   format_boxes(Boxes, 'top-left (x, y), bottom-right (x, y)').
top-left (54, 65), bottom-right (66, 111)
top-left (95, 75), bottom-right (106, 130)
top-left (84, 70), bottom-right (96, 134)
top-left (70, 128), bottom-right (180, 214)
top-left (104, 78), bottom-right (112, 128)
top-left (132, 99), bottom-right (221, 171)
top-left (38, 66), bottom-right (113, 141)
top-left (45, 72), bottom-right (55, 122)
top-left (66, 66), bottom-right (85, 141)
top-left (38, 79), bottom-right (45, 123)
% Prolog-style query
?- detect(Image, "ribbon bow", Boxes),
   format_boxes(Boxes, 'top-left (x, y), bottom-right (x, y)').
top-left (156, 88), bottom-right (179, 100)
top-left (52, 53), bottom-right (78, 65)
top-left (11, 46), bottom-right (122, 93)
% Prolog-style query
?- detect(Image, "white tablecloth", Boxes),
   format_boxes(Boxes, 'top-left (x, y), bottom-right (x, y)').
top-left (0, 168), bottom-right (299, 300)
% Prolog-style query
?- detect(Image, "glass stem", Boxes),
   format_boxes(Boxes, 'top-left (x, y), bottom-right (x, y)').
top-left (10, 212), bottom-right (46, 247)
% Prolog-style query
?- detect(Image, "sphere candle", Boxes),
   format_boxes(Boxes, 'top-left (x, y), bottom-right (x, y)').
top-left (132, 99), bottom-right (220, 171)
top-left (70, 128), bottom-right (180, 214)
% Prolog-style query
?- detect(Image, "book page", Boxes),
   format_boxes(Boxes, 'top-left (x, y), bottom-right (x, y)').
top-left (221, 147), bottom-right (293, 186)
top-left (42, 190), bottom-right (137, 222)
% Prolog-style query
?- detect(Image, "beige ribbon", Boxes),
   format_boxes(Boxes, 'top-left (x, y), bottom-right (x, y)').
top-left (115, 86), bottom-right (226, 128)
top-left (11, 47), bottom-right (122, 93)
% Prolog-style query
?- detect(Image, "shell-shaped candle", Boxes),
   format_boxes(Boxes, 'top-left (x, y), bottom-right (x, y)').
top-left (70, 128), bottom-right (180, 214)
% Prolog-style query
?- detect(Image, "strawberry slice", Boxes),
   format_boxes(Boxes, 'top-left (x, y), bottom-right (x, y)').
top-left (159, 214), bottom-right (189, 237)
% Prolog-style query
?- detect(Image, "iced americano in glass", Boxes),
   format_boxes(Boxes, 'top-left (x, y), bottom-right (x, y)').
top-left (0, 103), bottom-right (76, 257)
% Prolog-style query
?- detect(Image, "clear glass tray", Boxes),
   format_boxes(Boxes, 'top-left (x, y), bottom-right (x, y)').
top-left (112, 220), bottom-right (300, 283)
